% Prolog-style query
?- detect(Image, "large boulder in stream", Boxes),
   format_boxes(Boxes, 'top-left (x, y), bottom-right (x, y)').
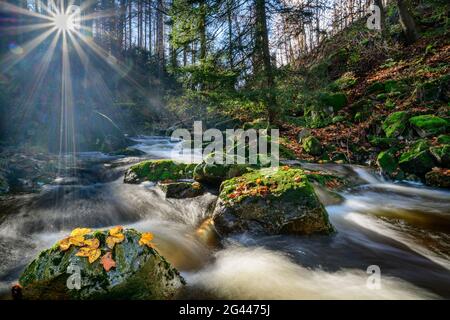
top-left (213, 167), bottom-right (334, 235)
top-left (124, 160), bottom-right (197, 184)
top-left (18, 228), bottom-right (184, 300)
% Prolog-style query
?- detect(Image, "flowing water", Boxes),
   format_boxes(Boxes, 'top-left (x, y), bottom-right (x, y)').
top-left (0, 136), bottom-right (449, 299)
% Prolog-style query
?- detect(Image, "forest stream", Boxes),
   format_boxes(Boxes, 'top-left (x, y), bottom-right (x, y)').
top-left (1, 136), bottom-right (449, 299)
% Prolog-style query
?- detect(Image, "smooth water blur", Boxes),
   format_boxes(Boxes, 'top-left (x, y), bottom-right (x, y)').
top-left (0, 136), bottom-right (449, 299)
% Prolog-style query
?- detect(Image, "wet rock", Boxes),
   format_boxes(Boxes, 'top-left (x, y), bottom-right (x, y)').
top-left (213, 167), bottom-right (334, 236)
top-left (124, 160), bottom-right (197, 184)
top-left (409, 115), bottom-right (449, 138)
top-left (377, 149), bottom-right (398, 175)
top-left (399, 140), bottom-right (435, 175)
top-left (382, 111), bottom-right (409, 138)
top-left (18, 229), bottom-right (184, 300)
top-left (159, 181), bottom-right (204, 199)
top-left (425, 169), bottom-right (450, 188)
top-left (430, 145), bottom-right (450, 167)
top-left (302, 136), bottom-right (322, 156)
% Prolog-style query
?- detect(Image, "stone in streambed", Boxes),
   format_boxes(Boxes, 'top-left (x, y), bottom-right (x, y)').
top-left (377, 149), bottom-right (398, 175)
top-left (124, 160), bottom-right (197, 184)
top-left (159, 181), bottom-right (204, 199)
top-left (213, 167), bottom-right (334, 236)
top-left (425, 169), bottom-right (450, 188)
top-left (18, 229), bottom-right (184, 300)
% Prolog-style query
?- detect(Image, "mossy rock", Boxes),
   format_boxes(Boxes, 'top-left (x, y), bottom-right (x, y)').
top-left (437, 134), bottom-right (450, 145)
top-left (382, 111), bottom-right (410, 138)
top-left (302, 136), bottom-right (322, 156)
top-left (398, 140), bottom-right (435, 175)
top-left (159, 181), bottom-right (204, 199)
top-left (124, 160), bottom-right (197, 184)
top-left (367, 81), bottom-right (385, 94)
top-left (193, 158), bottom-right (254, 185)
top-left (416, 75), bottom-right (450, 102)
top-left (367, 80), bottom-right (407, 95)
top-left (213, 167), bottom-right (334, 235)
top-left (368, 136), bottom-right (398, 149)
top-left (425, 170), bottom-right (450, 188)
top-left (430, 145), bottom-right (450, 167)
top-left (377, 149), bottom-right (398, 175)
top-left (349, 99), bottom-right (372, 115)
top-left (318, 92), bottom-right (348, 112)
top-left (18, 229), bottom-right (184, 300)
top-left (409, 115), bottom-right (449, 137)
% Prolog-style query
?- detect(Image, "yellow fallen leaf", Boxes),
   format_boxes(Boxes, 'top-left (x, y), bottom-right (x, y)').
top-left (70, 228), bottom-right (92, 237)
top-left (58, 228), bottom-right (92, 251)
top-left (76, 247), bottom-right (101, 263)
top-left (139, 232), bottom-right (155, 248)
top-left (106, 226), bottom-right (125, 249)
top-left (192, 182), bottom-right (201, 190)
top-left (76, 238), bottom-right (101, 263)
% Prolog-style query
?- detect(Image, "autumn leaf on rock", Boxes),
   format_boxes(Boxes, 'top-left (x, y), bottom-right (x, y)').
top-left (59, 227), bottom-right (92, 251)
top-left (106, 226), bottom-right (125, 249)
top-left (100, 252), bottom-right (116, 272)
top-left (139, 232), bottom-right (155, 248)
top-left (76, 238), bottom-right (101, 263)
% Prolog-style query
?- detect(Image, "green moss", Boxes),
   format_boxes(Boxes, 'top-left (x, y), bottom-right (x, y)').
top-left (19, 229), bottom-right (184, 300)
top-left (368, 136), bottom-right (398, 148)
top-left (302, 136), bottom-right (322, 156)
top-left (129, 160), bottom-right (197, 182)
top-left (377, 149), bottom-right (398, 174)
top-left (409, 115), bottom-right (449, 137)
top-left (399, 140), bottom-right (435, 175)
top-left (216, 167), bottom-right (334, 235)
top-left (318, 92), bottom-right (347, 111)
top-left (430, 145), bottom-right (450, 166)
top-left (382, 111), bottom-right (409, 138)
top-left (437, 134), bottom-right (450, 145)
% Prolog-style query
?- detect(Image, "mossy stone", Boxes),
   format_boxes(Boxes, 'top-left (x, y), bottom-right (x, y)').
top-left (18, 229), bottom-right (184, 300)
top-left (214, 167), bottom-right (334, 235)
top-left (409, 115), bottom-right (449, 137)
top-left (382, 111), bottom-right (409, 138)
top-left (398, 140), bottom-right (435, 175)
top-left (124, 160), bottom-right (197, 183)
top-left (430, 145), bottom-right (450, 167)
top-left (377, 150), bottom-right (398, 175)
top-left (318, 92), bottom-right (348, 112)
top-left (302, 136), bottom-right (322, 156)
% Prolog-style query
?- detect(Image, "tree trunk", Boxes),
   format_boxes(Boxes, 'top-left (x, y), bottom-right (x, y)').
top-left (396, 0), bottom-right (419, 43)
top-left (254, 0), bottom-right (276, 123)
